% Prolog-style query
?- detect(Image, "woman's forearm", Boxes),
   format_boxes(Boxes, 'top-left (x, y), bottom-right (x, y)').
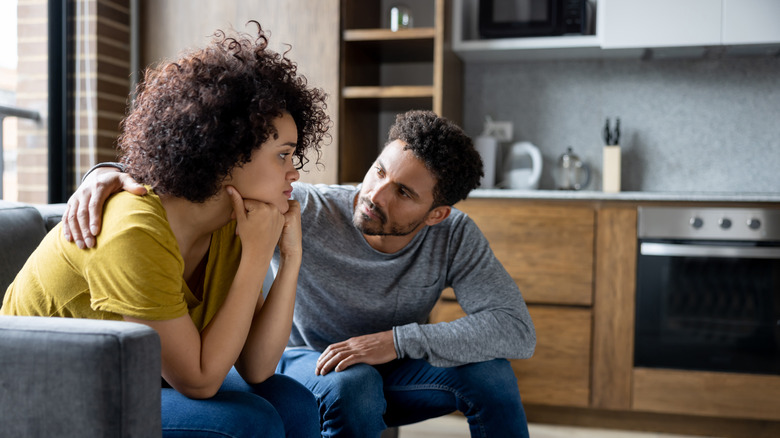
top-left (235, 253), bottom-right (301, 383)
top-left (197, 253), bottom-right (271, 373)
top-left (140, 250), bottom-right (271, 399)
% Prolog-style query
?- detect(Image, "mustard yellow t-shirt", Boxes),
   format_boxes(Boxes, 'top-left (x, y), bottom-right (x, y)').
top-left (1, 189), bottom-right (243, 332)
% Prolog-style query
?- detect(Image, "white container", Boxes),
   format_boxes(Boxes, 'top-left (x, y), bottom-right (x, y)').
top-left (603, 145), bottom-right (622, 192)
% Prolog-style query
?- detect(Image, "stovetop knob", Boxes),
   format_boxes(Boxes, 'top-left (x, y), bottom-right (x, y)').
top-left (747, 218), bottom-right (761, 230)
top-left (690, 216), bottom-right (703, 229)
top-left (718, 217), bottom-right (732, 229)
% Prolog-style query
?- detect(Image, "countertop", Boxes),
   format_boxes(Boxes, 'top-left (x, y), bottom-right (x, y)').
top-left (468, 189), bottom-right (780, 203)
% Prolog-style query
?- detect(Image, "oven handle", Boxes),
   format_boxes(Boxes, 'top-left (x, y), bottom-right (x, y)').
top-left (640, 242), bottom-right (780, 259)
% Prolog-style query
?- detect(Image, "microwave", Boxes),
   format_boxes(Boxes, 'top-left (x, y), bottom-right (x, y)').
top-left (478, 0), bottom-right (591, 38)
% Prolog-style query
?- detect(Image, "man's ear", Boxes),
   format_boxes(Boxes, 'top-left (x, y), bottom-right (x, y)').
top-left (424, 205), bottom-right (451, 227)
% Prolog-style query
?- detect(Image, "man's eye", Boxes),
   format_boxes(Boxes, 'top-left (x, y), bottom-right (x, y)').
top-left (399, 189), bottom-right (410, 198)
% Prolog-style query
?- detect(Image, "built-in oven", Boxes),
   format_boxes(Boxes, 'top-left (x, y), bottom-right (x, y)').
top-left (635, 206), bottom-right (780, 376)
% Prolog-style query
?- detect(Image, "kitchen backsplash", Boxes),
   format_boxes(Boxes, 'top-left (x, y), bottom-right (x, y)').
top-left (463, 56), bottom-right (780, 193)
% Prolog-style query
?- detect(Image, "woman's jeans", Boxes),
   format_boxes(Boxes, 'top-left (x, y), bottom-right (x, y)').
top-left (277, 349), bottom-right (530, 438)
top-left (161, 368), bottom-right (320, 438)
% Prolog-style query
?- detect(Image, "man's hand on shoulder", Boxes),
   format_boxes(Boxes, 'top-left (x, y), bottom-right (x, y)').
top-left (63, 166), bottom-right (146, 248)
top-left (315, 330), bottom-right (397, 375)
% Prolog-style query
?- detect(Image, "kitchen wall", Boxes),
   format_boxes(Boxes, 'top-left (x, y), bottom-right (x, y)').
top-left (463, 55), bottom-right (780, 193)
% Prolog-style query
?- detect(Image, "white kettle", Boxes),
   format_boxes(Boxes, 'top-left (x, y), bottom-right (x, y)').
top-left (503, 142), bottom-right (542, 190)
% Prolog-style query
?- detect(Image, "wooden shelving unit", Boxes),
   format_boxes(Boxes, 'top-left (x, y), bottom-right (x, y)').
top-left (339, 0), bottom-right (462, 184)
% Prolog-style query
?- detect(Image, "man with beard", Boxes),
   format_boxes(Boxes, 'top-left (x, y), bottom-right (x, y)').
top-left (64, 110), bottom-right (536, 438)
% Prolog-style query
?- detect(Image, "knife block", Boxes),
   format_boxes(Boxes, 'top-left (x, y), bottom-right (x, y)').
top-left (603, 145), bottom-right (621, 192)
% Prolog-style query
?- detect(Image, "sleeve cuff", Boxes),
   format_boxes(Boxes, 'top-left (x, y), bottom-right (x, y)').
top-left (393, 323), bottom-right (426, 360)
top-left (82, 162), bottom-right (126, 183)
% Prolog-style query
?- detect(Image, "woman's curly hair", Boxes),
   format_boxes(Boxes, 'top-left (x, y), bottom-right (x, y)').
top-left (118, 21), bottom-right (330, 202)
top-left (386, 110), bottom-right (483, 207)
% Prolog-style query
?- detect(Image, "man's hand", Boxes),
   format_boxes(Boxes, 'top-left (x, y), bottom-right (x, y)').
top-left (62, 167), bottom-right (146, 248)
top-left (315, 331), bottom-right (397, 375)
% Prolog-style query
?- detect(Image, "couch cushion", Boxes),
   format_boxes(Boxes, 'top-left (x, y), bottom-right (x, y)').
top-left (0, 201), bottom-right (48, 298)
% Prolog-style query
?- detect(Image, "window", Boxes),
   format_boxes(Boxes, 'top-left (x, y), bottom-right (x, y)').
top-left (1, 0), bottom-right (132, 203)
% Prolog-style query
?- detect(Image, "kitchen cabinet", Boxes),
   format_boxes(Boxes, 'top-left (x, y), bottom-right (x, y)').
top-left (633, 368), bottom-right (780, 421)
top-left (432, 291), bottom-right (593, 408)
top-left (339, 0), bottom-right (462, 183)
top-left (430, 197), bottom-right (780, 437)
top-left (722, 0), bottom-right (780, 45)
top-left (598, 0), bottom-right (722, 49)
top-left (599, 0), bottom-right (780, 50)
top-left (429, 199), bottom-right (596, 407)
top-left (451, 0), bottom-right (780, 62)
top-left (453, 199), bottom-right (595, 306)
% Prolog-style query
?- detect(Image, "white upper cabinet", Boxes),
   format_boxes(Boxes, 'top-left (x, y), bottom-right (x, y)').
top-left (599, 0), bottom-right (780, 49)
top-left (451, 0), bottom-right (780, 61)
top-left (722, 0), bottom-right (780, 45)
top-left (599, 0), bottom-right (722, 49)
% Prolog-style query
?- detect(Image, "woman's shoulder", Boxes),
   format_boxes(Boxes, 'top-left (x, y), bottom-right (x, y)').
top-left (100, 189), bottom-right (173, 243)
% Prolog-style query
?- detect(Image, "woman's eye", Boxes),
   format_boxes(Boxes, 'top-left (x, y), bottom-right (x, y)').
top-left (280, 152), bottom-right (290, 160)
top-left (375, 166), bottom-right (385, 177)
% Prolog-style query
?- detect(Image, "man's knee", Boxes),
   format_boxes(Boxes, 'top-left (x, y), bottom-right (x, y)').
top-left (323, 364), bottom-right (385, 410)
top-left (457, 359), bottom-right (523, 408)
top-left (319, 364), bottom-right (388, 433)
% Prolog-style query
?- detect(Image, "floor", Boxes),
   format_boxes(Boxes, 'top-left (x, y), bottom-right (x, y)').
top-left (397, 414), bottom-right (720, 438)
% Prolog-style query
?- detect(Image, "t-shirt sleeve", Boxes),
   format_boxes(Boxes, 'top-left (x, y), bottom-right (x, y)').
top-left (85, 221), bottom-right (188, 320)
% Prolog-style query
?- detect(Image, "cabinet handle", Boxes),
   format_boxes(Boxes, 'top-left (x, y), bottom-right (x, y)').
top-left (640, 242), bottom-right (780, 259)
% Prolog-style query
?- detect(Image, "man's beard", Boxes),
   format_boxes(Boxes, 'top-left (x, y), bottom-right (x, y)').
top-left (352, 197), bottom-right (426, 237)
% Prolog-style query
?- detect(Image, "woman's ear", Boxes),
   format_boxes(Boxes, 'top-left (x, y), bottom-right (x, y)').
top-left (424, 205), bottom-right (451, 227)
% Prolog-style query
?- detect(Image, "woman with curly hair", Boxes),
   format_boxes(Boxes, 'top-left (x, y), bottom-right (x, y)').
top-left (1, 22), bottom-right (329, 437)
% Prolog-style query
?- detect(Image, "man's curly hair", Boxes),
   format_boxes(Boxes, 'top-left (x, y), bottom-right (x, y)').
top-left (386, 110), bottom-right (483, 207)
top-left (118, 21), bottom-right (330, 202)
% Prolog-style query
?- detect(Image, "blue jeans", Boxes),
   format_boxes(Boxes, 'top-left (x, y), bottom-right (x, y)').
top-left (161, 368), bottom-right (320, 438)
top-left (277, 349), bottom-right (530, 438)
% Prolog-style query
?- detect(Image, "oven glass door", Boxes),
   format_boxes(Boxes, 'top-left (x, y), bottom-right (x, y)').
top-left (635, 241), bottom-right (780, 375)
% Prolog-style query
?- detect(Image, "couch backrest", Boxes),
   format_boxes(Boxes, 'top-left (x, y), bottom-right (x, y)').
top-left (0, 201), bottom-right (64, 300)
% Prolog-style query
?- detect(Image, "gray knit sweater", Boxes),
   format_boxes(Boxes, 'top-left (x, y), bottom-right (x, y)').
top-left (272, 183), bottom-right (536, 367)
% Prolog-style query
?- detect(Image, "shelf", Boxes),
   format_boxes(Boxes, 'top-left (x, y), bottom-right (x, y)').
top-left (343, 27), bottom-right (436, 42)
top-left (342, 85), bottom-right (434, 99)
top-left (339, 0), bottom-right (460, 184)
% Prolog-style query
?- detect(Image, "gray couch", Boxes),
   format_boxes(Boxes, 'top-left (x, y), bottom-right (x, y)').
top-left (0, 200), bottom-right (161, 437)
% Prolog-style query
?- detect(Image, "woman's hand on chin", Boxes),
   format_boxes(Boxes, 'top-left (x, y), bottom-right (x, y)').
top-left (226, 186), bottom-right (284, 259)
top-left (278, 200), bottom-right (302, 261)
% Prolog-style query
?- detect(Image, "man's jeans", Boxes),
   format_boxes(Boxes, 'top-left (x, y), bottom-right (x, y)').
top-left (277, 349), bottom-right (530, 438)
top-left (161, 367), bottom-right (320, 438)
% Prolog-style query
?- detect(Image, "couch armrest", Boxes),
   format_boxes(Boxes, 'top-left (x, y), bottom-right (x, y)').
top-left (0, 316), bottom-right (161, 437)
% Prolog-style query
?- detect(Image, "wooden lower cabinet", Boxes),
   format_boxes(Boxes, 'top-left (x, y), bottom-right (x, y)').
top-left (632, 368), bottom-right (780, 421)
top-left (436, 197), bottom-right (780, 434)
top-left (512, 306), bottom-right (592, 407)
top-left (429, 299), bottom-right (592, 407)
top-left (453, 199), bottom-right (595, 306)
top-left (441, 199), bottom-right (597, 407)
